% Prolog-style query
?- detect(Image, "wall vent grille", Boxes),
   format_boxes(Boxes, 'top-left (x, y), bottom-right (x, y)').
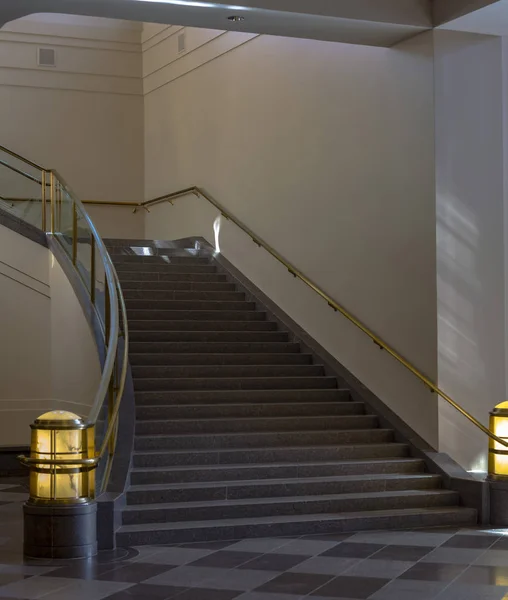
top-left (37, 47), bottom-right (56, 67)
top-left (178, 32), bottom-right (186, 54)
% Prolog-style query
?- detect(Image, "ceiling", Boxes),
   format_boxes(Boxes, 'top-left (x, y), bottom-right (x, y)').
top-left (0, 0), bottom-right (505, 47)
top-left (438, 0), bottom-right (508, 35)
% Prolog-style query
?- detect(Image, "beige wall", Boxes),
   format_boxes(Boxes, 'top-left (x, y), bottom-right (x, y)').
top-left (0, 224), bottom-right (51, 446)
top-left (435, 30), bottom-right (506, 472)
top-left (0, 13), bottom-right (145, 238)
top-left (0, 223), bottom-right (102, 446)
top-left (143, 29), bottom-right (439, 447)
top-left (49, 255), bottom-right (101, 417)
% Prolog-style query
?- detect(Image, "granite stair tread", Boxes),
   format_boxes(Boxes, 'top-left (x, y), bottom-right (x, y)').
top-left (130, 458), bottom-right (424, 474)
top-left (129, 341), bottom-right (299, 352)
top-left (127, 472), bottom-right (441, 492)
top-left (106, 241), bottom-right (477, 544)
top-left (135, 401), bottom-right (366, 419)
top-left (133, 376), bottom-right (339, 391)
top-left (122, 489), bottom-right (459, 513)
top-left (132, 442), bottom-right (411, 459)
top-left (129, 352), bottom-right (312, 365)
top-left (134, 389), bottom-right (350, 404)
top-left (134, 415), bottom-right (378, 435)
top-left (116, 507), bottom-right (477, 545)
top-left (131, 364), bottom-right (325, 378)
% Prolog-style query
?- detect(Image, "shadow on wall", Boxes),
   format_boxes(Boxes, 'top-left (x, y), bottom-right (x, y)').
top-left (437, 192), bottom-right (497, 474)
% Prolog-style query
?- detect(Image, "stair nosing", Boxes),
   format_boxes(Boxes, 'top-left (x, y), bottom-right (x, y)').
top-left (130, 458), bottom-right (424, 473)
top-left (132, 442), bottom-right (409, 456)
top-left (128, 472), bottom-right (440, 492)
top-left (118, 506), bottom-right (475, 533)
top-left (134, 427), bottom-right (392, 440)
top-left (123, 489), bottom-right (457, 512)
top-left (135, 414), bottom-right (376, 425)
top-left (136, 401), bottom-right (362, 409)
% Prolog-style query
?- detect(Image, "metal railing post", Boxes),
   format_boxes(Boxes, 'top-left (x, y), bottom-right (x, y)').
top-left (72, 203), bottom-right (78, 265)
top-left (41, 171), bottom-right (46, 231)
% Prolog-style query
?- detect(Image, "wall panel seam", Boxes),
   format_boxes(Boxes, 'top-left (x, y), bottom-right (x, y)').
top-left (144, 34), bottom-right (260, 96)
top-left (0, 259), bottom-right (49, 287)
top-left (0, 64), bottom-right (141, 80)
top-left (0, 271), bottom-right (51, 298)
top-left (0, 82), bottom-right (143, 96)
top-left (0, 35), bottom-right (140, 53)
top-left (143, 31), bottom-right (227, 78)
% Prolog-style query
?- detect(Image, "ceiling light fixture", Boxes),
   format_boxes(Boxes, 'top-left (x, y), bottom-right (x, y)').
top-left (135, 0), bottom-right (251, 9)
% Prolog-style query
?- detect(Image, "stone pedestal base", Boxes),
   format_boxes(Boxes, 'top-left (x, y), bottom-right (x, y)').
top-left (489, 479), bottom-right (508, 527)
top-left (23, 501), bottom-right (97, 559)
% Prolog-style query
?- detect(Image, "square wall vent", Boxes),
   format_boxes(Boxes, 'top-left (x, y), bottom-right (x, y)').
top-left (37, 47), bottom-right (56, 67)
top-left (177, 31), bottom-right (186, 54)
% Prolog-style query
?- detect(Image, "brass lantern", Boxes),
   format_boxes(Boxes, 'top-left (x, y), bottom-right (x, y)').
top-left (28, 410), bottom-right (95, 504)
top-left (489, 402), bottom-right (508, 480)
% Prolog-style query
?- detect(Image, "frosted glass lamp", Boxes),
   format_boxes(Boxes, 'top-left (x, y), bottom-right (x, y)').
top-left (489, 402), bottom-right (508, 480)
top-left (28, 410), bottom-right (95, 503)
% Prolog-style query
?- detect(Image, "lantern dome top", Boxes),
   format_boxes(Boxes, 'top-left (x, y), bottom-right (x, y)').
top-left (33, 411), bottom-right (85, 429)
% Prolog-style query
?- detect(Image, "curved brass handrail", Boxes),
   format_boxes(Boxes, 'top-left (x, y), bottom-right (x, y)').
top-left (140, 185), bottom-right (508, 449)
top-left (0, 144), bottom-right (129, 491)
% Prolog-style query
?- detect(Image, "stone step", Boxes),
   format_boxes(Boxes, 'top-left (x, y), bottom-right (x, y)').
top-left (131, 364), bottom-right (324, 379)
top-left (135, 414), bottom-right (377, 436)
top-left (129, 341), bottom-right (298, 354)
top-left (116, 263), bottom-right (216, 273)
top-left (133, 442), bottom-right (410, 468)
top-left (135, 401), bottom-right (363, 421)
top-left (128, 321), bottom-right (278, 333)
top-left (128, 310), bottom-right (266, 322)
top-left (121, 281), bottom-right (236, 291)
top-left (124, 290), bottom-right (245, 301)
top-left (130, 332), bottom-right (288, 345)
top-left (122, 489), bottom-right (458, 525)
top-left (126, 473), bottom-right (442, 505)
top-left (134, 389), bottom-right (347, 406)
top-left (113, 255), bottom-right (210, 265)
top-left (130, 352), bottom-right (309, 366)
top-left (133, 376), bottom-right (338, 392)
top-left (130, 457), bottom-right (424, 486)
top-left (126, 300), bottom-right (256, 311)
top-left (133, 428), bottom-right (395, 451)
top-left (117, 272), bottom-right (228, 282)
top-left (117, 507), bottom-right (477, 545)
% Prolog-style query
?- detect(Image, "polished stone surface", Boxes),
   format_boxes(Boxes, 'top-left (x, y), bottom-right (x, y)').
top-left (1, 477), bottom-right (508, 599)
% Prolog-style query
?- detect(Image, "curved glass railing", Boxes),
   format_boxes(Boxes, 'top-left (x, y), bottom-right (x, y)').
top-left (0, 144), bottom-right (129, 494)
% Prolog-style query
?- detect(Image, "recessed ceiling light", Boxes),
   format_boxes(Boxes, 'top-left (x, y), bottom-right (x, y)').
top-left (227, 15), bottom-right (245, 21)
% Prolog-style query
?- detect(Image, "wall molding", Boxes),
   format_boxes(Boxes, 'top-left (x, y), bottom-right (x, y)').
top-left (142, 25), bottom-right (182, 54)
top-left (0, 269), bottom-right (50, 298)
top-left (0, 259), bottom-right (49, 288)
top-left (0, 63), bottom-right (141, 81)
top-left (143, 30), bottom-right (225, 78)
top-left (0, 31), bottom-right (140, 53)
top-left (0, 82), bottom-right (142, 96)
top-left (144, 32), bottom-right (259, 96)
top-left (0, 64), bottom-right (141, 81)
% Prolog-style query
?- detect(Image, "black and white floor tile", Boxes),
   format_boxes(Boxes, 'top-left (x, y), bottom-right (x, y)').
top-left (1, 477), bottom-right (508, 600)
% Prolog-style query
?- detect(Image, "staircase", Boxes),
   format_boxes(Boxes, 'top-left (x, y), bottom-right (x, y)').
top-left (106, 239), bottom-right (477, 546)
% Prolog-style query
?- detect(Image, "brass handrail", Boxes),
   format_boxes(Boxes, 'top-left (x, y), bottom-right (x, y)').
top-left (0, 144), bottom-right (129, 490)
top-left (0, 159), bottom-right (42, 186)
top-left (139, 185), bottom-right (507, 449)
top-left (0, 145), bottom-right (44, 171)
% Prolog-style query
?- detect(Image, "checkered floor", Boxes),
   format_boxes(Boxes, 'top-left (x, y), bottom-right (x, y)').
top-left (1, 477), bottom-right (508, 600)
